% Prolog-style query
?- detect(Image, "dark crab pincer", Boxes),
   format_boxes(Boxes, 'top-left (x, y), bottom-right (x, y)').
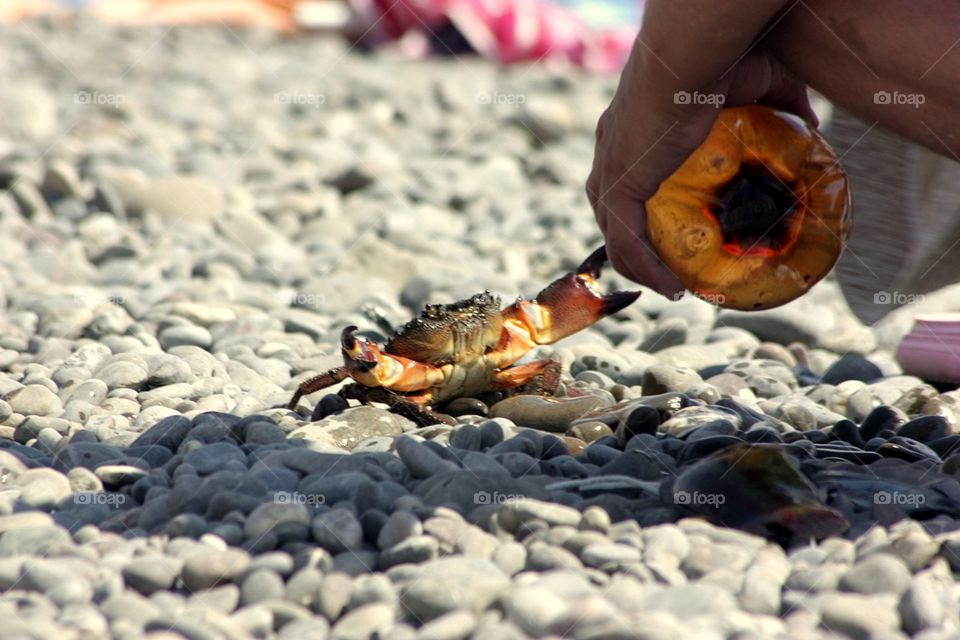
top-left (287, 247), bottom-right (640, 424)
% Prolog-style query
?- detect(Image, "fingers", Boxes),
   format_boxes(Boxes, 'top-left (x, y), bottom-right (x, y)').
top-left (595, 186), bottom-right (684, 298)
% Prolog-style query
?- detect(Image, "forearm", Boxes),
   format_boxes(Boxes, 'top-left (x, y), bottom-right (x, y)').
top-left (621, 0), bottom-right (792, 106)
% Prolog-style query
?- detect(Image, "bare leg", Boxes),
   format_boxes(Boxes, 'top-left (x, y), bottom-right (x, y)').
top-left (764, 1), bottom-right (960, 156)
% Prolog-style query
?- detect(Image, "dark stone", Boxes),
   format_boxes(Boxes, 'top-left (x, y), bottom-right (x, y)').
top-left (928, 435), bottom-right (960, 459)
top-left (539, 456), bottom-right (590, 478)
top-left (677, 435), bottom-right (743, 463)
top-left (832, 420), bottom-right (864, 448)
top-left (487, 437), bottom-right (538, 457)
top-left (580, 444), bottom-right (620, 467)
top-left (360, 509), bottom-right (388, 544)
top-left (492, 452), bottom-right (540, 478)
top-left (860, 406), bottom-right (906, 440)
top-left (713, 398), bottom-right (766, 428)
top-left (813, 444), bottom-right (882, 464)
top-left (130, 415), bottom-right (191, 451)
top-left (312, 394), bottom-right (348, 421)
top-left (805, 430), bottom-right (831, 444)
top-left (793, 365), bottom-right (822, 386)
top-left (682, 420), bottom-right (738, 442)
top-left (614, 405), bottom-right (660, 448)
top-left (897, 416), bottom-right (950, 443)
top-left (444, 398), bottom-right (488, 417)
top-left (479, 421), bottom-right (505, 449)
top-left (743, 425), bottom-right (783, 444)
top-left (539, 435), bottom-right (568, 460)
top-left (449, 425), bottom-right (482, 451)
top-left (597, 449), bottom-right (676, 481)
top-left (822, 354), bottom-right (883, 385)
top-left (877, 437), bottom-right (941, 463)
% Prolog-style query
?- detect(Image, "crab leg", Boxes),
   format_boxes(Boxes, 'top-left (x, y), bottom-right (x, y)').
top-left (287, 366), bottom-right (349, 409)
top-left (490, 359), bottom-right (562, 394)
top-left (498, 246), bottom-right (640, 358)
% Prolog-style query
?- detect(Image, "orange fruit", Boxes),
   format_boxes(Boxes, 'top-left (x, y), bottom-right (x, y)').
top-left (646, 105), bottom-right (850, 310)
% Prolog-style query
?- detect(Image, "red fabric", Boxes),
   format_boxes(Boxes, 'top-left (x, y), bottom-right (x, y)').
top-left (352, 0), bottom-right (639, 71)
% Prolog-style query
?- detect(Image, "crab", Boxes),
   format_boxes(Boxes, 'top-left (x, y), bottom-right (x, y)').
top-left (287, 246), bottom-right (640, 424)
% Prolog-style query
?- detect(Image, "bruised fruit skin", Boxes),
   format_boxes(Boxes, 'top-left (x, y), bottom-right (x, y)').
top-left (646, 105), bottom-right (851, 310)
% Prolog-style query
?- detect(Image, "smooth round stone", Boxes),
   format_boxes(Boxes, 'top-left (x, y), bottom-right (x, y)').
top-left (15, 468), bottom-right (71, 511)
top-left (130, 414), bottom-right (192, 450)
top-left (292, 406), bottom-right (411, 451)
top-left (478, 420), bottom-right (505, 448)
top-left (897, 415), bottom-right (951, 443)
top-left (831, 419), bottom-right (864, 447)
top-left (859, 405), bottom-right (908, 440)
top-left (396, 436), bottom-right (458, 478)
top-left (567, 421), bottom-right (614, 444)
top-left (377, 510), bottom-right (423, 550)
top-left (400, 558), bottom-right (509, 621)
top-left (414, 610), bottom-right (478, 640)
top-left (751, 342), bottom-right (798, 366)
top-left (96, 360), bottom-right (149, 391)
top-left (639, 317), bottom-right (689, 353)
top-left (818, 593), bottom-right (900, 638)
top-left (379, 535), bottom-right (440, 569)
top-left (444, 397), bottom-right (488, 418)
top-left (330, 602), bottom-right (395, 639)
top-left (613, 405), bottom-right (660, 448)
top-left (122, 556), bottom-right (183, 595)
top-left (899, 573), bottom-right (946, 634)
top-left (498, 499), bottom-right (581, 530)
top-left (743, 425), bottom-right (783, 443)
top-left (659, 406), bottom-right (741, 437)
top-left (311, 394), bottom-right (349, 421)
top-left (312, 509), bottom-right (363, 554)
top-left (877, 437), bottom-right (941, 463)
top-left (158, 323), bottom-right (217, 350)
top-left (822, 354), bottom-right (884, 385)
top-left (183, 442), bottom-right (247, 475)
top-left (581, 543), bottom-right (641, 568)
top-left (245, 503), bottom-right (311, 541)
top-left (838, 553), bottom-right (911, 596)
top-left (641, 365), bottom-right (702, 396)
top-left (489, 395), bottom-right (609, 433)
top-left (678, 435), bottom-right (743, 463)
top-left (239, 569), bottom-right (285, 607)
top-left (95, 464), bottom-right (149, 487)
top-left (449, 425), bottom-right (483, 451)
top-left (181, 549), bottom-right (251, 592)
top-left (5, 384), bottom-right (62, 417)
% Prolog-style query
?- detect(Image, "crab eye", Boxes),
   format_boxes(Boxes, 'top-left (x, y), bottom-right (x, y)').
top-left (646, 105), bottom-right (850, 310)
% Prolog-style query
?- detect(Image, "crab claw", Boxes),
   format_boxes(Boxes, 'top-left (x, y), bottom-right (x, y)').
top-left (341, 325), bottom-right (378, 374)
top-left (503, 245), bottom-right (641, 345)
top-left (340, 325), bottom-right (446, 392)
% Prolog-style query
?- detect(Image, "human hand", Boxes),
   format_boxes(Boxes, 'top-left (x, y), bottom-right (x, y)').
top-left (587, 46), bottom-right (817, 298)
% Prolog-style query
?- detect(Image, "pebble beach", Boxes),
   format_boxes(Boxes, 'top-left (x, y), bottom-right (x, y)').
top-left (1, 15), bottom-right (960, 640)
